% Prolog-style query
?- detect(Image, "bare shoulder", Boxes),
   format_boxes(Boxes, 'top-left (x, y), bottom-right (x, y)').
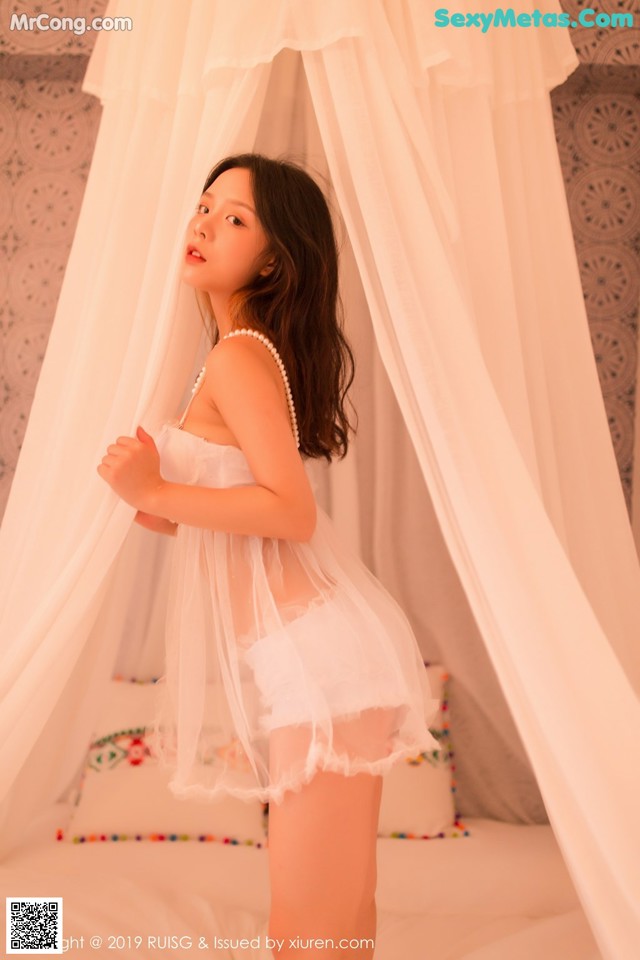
top-left (206, 333), bottom-right (276, 374)
top-left (203, 334), bottom-right (283, 401)
top-left (198, 333), bottom-right (297, 455)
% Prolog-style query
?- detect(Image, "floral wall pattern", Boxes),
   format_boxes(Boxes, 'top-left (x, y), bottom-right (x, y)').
top-left (552, 0), bottom-right (640, 509)
top-left (0, 0), bottom-right (639, 517)
top-left (0, 0), bottom-right (105, 515)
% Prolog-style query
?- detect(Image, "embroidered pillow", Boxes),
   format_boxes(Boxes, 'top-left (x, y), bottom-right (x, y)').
top-left (377, 664), bottom-right (469, 839)
top-left (60, 679), bottom-right (267, 846)
top-left (61, 666), bottom-right (467, 844)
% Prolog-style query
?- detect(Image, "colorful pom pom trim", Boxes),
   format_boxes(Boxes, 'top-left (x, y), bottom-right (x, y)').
top-left (56, 828), bottom-right (265, 848)
top-left (112, 675), bottom-right (161, 684)
top-left (388, 819), bottom-right (470, 840)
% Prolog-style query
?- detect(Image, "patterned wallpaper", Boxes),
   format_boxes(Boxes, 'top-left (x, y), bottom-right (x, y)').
top-left (0, 0), bottom-right (105, 515)
top-left (553, 0), bottom-right (640, 508)
top-left (0, 1), bottom-right (639, 518)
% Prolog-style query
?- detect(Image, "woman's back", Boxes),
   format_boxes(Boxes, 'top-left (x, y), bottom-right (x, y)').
top-left (150, 338), bottom-right (440, 808)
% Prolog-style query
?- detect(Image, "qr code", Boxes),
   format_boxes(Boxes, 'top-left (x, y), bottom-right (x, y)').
top-left (6, 898), bottom-right (63, 954)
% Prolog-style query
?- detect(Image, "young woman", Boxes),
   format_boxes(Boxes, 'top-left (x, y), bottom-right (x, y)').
top-left (98, 154), bottom-right (440, 959)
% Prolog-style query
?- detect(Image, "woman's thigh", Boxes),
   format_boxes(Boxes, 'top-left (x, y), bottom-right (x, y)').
top-left (267, 730), bottom-right (383, 920)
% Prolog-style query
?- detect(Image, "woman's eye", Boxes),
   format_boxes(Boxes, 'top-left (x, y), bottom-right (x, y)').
top-left (227, 215), bottom-right (244, 227)
top-left (196, 203), bottom-right (209, 214)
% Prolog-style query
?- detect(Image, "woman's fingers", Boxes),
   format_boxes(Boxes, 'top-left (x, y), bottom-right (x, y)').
top-left (100, 432), bottom-right (151, 465)
top-left (136, 425), bottom-right (155, 447)
top-left (103, 436), bottom-right (142, 459)
top-left (112, 436), bottom-right (139, 450)
top-left (96, 430), bottom-right (162, 511)
top-left (134, 511), bottom-right (177, 536)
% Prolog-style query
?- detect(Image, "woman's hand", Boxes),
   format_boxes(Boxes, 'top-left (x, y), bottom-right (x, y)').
top-left (98, 426), bottom-right (165, 513)
top-left (134, 511), bottom-right (178, 536)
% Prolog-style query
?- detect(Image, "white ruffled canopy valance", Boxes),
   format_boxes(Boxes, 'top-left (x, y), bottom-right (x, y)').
top-left (84, 0), bottom-right (579, 99)
top-left (1, 3), bottom-right (639, 958)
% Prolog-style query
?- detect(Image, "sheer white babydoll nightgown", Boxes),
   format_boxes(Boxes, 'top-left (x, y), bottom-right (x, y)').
top-left (150, 329), bottom-right (440, 805)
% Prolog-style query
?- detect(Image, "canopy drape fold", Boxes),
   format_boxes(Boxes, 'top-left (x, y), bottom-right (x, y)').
top-left (1, 3), bottom-right (638, 958)
top-left (302, 30), bottom-right (640, 956)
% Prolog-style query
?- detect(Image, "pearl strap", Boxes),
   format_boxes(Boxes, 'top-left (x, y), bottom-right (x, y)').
top-left (221, 328), bottom-right (300, 449)
top-left (177, 366), bottom-right (206, 429)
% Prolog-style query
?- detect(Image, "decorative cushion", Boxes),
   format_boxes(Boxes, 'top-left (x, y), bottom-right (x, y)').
top-left (60, 664), bottom-right (467, 845)
top-left (60, 678), bottom-right (267, 846)
top-left (377, 664), bottom-right (469, 840)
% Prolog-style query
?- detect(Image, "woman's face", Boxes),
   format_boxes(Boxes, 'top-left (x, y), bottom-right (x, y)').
top-left (182, 167), bottom-right (269, 298)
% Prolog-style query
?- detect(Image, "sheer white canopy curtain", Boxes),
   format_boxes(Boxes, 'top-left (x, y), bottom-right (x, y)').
top-left (0, 2), bottom-right (638, 957)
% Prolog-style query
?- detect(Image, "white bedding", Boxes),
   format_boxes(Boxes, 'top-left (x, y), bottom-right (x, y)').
top-left (0, 818), bottom-right (601, 959)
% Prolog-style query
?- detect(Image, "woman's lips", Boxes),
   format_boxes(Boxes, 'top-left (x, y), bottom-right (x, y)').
top-left (186, 246), bottom-right (206, 262)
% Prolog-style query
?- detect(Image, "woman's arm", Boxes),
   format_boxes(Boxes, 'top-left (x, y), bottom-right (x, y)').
top-left (98, 338), bottom-right (317, 542)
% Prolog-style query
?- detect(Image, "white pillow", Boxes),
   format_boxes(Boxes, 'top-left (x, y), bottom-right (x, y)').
top-left (63, 665), bottom-right (465, 845)
top-left (63, 679), bottom-right (267, 846)
top-left (377, 664), bottom-right (466, 839)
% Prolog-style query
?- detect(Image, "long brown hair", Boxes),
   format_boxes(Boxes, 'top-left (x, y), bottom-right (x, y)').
top-left (197, 153), bottom-right (355, 461)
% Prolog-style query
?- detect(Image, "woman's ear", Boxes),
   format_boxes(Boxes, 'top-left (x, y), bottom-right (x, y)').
top-left (259, 258), bottom-right (276, 277)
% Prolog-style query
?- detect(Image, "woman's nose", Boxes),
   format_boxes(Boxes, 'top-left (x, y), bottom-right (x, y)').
top-left (192, 218), bottom-right (206, 239)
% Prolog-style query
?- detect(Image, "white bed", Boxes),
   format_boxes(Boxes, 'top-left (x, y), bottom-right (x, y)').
top-left (0, 668), bottom-right (602, 959)
top-left (1, 817), bottom-right (600, 959)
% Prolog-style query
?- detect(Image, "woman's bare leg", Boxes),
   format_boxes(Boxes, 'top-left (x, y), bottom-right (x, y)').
top-left (267, 758), bottom-right (383, 959)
